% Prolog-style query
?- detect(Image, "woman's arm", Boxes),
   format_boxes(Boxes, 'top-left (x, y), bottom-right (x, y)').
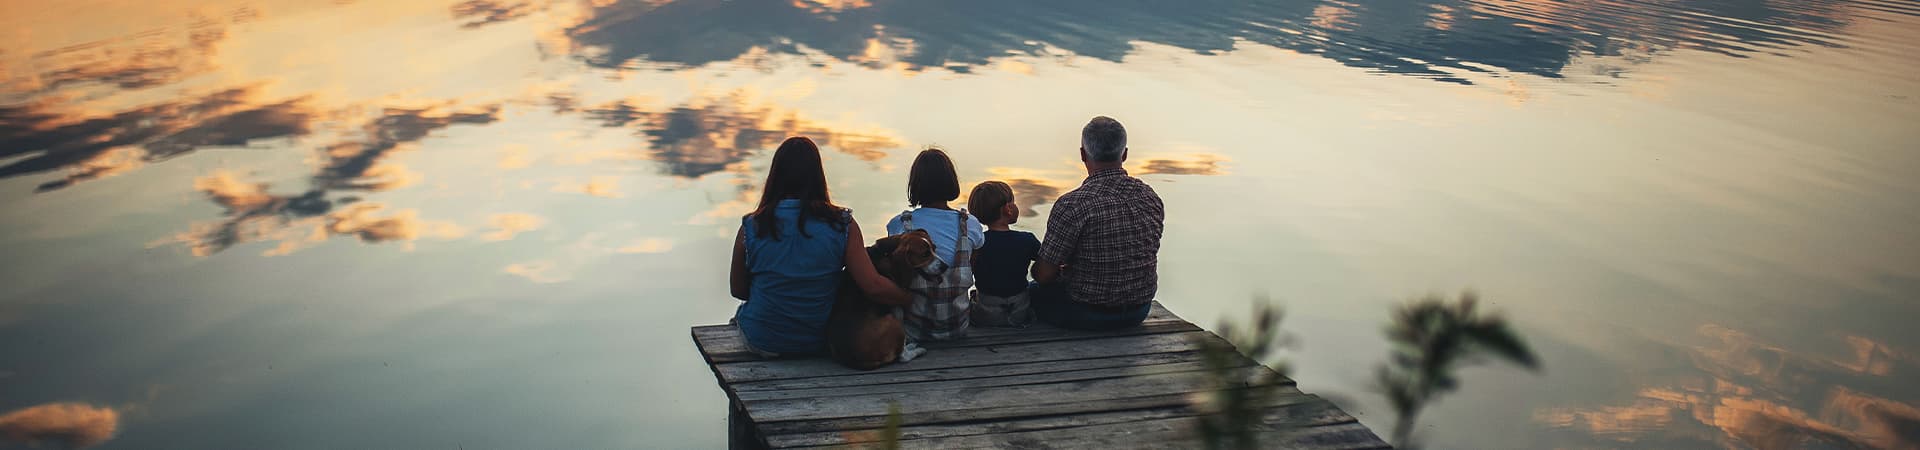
top-left (729, 226), bottom-right (750, 301)
top-left (845, 221), bottom-right (912, 306)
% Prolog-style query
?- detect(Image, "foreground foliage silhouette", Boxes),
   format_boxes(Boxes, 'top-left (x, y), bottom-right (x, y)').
top-left (1377, 291), bottom-right (1540, 448)
top-left (1190, 300), bottom-right (1294, 450)
top-left (832, 292), bottom-right (1539, 449)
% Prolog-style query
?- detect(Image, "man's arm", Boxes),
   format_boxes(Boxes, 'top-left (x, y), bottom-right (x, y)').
top-left (1032, 258), bottom-right (1062, 284)
top-left (1033, 199), bottom-right (1080, 284)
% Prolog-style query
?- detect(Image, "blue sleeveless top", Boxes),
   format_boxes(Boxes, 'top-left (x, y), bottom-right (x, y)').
top-left (735, 199), bottom-right (850, 354)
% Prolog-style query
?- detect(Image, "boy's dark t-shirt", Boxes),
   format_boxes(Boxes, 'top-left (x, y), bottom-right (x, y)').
top-left (974, 230), bottom-right (1040, 297)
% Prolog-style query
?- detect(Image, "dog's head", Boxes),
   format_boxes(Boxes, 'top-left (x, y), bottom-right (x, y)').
top-left (870, 230), bottom-right (935, 284)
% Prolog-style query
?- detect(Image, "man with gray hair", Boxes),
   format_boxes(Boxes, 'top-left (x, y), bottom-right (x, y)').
top-left (1030, 116), bottom-right (1166, 330)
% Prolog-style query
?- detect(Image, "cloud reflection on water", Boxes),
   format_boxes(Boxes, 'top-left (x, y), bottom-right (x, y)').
top-left (152, 88), bottom-right (908, 255)
top-left (168, 170), bottom-right (469, 257)
top-left (0, 1), bottom-right (1910, 448)
top-left (975, 153), bottom-right (1229, 218)
top-left (582, 92), bottom-right (900, 178)
top-left (451, 0), bottom-right (543, 29)
top-left (161, 102), bottom-right (503, 256)
top-left (1536, 324), bottom-right (1920, 448)
top-left (1134, 153), bottom-right (1229, 177)
top-left (562, 0), bottom-right (1863, 84)
top-left (2, 5), bottom-right (254, 96)
top-left (0, 403), bottom-right (120, 449)
top-left (0, 87), bottom-right (316, 192)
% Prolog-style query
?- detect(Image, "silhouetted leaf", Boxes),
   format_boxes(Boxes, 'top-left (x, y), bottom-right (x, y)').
top-left (1462, 323), bottom-right (1539, 370)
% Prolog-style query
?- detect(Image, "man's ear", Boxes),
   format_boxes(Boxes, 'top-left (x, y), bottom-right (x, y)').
top-left (1079, 147), bottom-right (1089, 163)
top-left (1119, 147), bottom-right (1128, 162)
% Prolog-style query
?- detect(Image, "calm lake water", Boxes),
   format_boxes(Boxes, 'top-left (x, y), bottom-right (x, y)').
top-left (3, 0), bottom-right (1917, 448)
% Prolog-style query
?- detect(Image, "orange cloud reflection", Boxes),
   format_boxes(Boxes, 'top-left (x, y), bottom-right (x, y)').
top-left (5, 5), bottom-right (251, 95)
top-left (1537, 325), bottom-right (1920, 448)
top-left (503, 259), bottom-right (567, 283)
top-left (981, 167), bottom-right (1074, 218)
top-left (483, 213), bottom-right (547, 241)
top-left (617, 237), bottom-right (674, 254)
top-left (1130, 152), bottom-right (1229, 176)
top-left (791, 0), bottom-right (872, 14)
top-left (0, 403), bottom-right (119, 449)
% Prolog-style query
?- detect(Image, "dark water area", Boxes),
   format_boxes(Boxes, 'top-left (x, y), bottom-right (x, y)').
top-left (2, 0), bottom-right (1917, 448)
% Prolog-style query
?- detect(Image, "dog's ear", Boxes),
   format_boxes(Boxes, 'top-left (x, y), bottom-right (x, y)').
top-left (871, 234), bottom-right (901, 255)
top-left (895, 233), bottom-right (936, 269)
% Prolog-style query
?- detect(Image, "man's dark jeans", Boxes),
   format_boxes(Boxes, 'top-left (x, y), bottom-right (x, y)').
top-left (1028, 282), bottom-right (1150, 330)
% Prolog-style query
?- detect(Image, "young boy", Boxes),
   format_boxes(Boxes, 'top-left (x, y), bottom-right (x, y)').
top-left (966, 181), bottom-right (1038, 327)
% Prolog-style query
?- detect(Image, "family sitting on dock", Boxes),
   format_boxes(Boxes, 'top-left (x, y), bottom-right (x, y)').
top-left (728, 116), bottom-right (1166, 369)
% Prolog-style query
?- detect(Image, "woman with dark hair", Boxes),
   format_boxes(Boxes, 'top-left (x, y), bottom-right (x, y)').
top-left (884, 148), bottom-right (984, 344)
top-left (729, 137), bottom-right (909, 356)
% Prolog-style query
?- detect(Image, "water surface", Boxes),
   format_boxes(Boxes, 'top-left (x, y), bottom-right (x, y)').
top-left (2, 0), bottom-right (1918, 448)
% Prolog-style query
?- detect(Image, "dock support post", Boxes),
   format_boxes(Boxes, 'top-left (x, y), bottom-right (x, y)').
top-left (728, 399), bottom-right (767, 450)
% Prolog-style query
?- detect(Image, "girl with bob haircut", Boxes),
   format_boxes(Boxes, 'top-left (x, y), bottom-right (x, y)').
top-left (885, 148), bottom-right (985, 346)
top-left (729, 137), bottom-right (909, 356)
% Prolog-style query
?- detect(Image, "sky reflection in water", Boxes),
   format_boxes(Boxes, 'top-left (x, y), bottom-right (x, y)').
top-left (0, 0), bottom-right (1917, 448)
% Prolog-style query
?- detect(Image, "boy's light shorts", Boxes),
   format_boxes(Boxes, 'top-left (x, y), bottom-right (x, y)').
top-left (970, 289), bottom-right (1033, 328)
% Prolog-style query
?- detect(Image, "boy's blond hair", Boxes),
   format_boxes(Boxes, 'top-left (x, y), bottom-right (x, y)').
top-left (968, 181), bottom-right (1014, 224)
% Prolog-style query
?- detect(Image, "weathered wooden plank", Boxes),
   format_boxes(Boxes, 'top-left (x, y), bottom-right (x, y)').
top-left (1276, 422), bottom-right (1395, 450)
top-left (755, 392), bottom-right (1216, 436)
top-left (693, 302), bottom-right (1189, 364)
top-left (695, 332), bottom-right (763, 365)
top-left (1146, 301), bottom-right (1178, 320)
top-left (713, 331), bottom-right (1228, 384)
top-left (732, 352), bottom-right (1205, 392)
top-left (961, 302), bottom-right (1184, 340)
top-left (812, 411), bottom-right (1385, 450)
top-left (941, 420), bottom-right (1385, 450)
top-left (767, 392), bottom-right (1341, 448)
top-left (745, 365), bottom-right (1273, 423)
top-left (920, 321), bottom-right (1201, 350)
top-left (736, 358), bottom-right (1277, 402)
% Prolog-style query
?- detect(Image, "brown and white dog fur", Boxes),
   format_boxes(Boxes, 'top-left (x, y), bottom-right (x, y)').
top-left (827, 230), bottom-right (934, 370)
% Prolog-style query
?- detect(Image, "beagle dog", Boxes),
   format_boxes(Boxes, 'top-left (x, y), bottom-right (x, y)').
top-left (827, 229), bottom-right (934, 370)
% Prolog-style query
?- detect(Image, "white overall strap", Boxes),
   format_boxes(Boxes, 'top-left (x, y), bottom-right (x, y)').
top-left (954, 208), bottom-right (971, 253)
top-left (900, 208), bottom-right (915, 232)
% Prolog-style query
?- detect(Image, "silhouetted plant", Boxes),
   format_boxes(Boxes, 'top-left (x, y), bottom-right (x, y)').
top-left (1190, 299), bottom-right (1295, 450)
top-left (1376, 291), bottom-right (1539, 448)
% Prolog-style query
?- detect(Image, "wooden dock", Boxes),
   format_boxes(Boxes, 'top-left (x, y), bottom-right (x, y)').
top-left (691, 302), bottom-right (1390, 449)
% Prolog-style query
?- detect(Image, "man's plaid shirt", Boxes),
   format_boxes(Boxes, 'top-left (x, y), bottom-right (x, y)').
top-left (1037, 167), bottom-right (1164, 307)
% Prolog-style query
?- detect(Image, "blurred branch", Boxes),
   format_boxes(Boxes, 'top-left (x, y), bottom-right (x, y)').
top-left (1191, 297), bottom-right (1295, 450)
top-left (1376, 290), bottom-right (1540, 449)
